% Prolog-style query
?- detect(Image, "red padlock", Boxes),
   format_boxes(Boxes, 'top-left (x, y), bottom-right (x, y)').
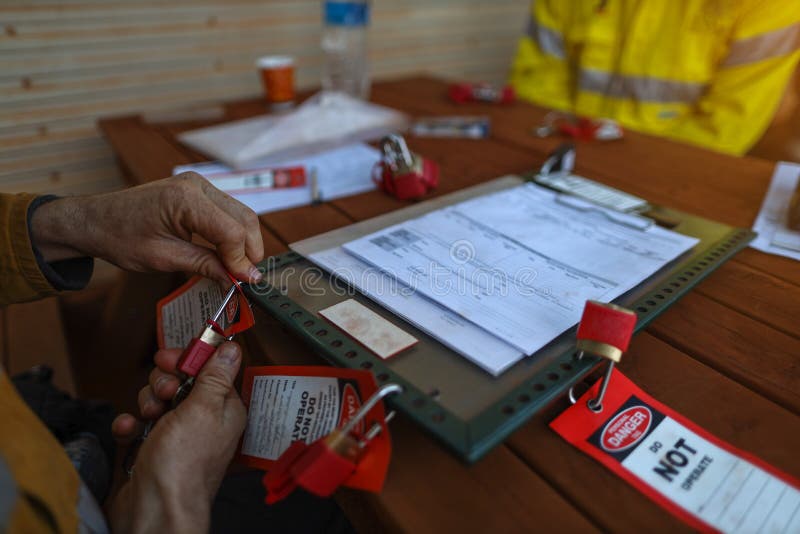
top-left (292, 434), bottom-right (359, 496)
top-left (266, 429), bottom-right (361, 503)
top-left (172, 283), bottom-right (241, 407)
top-left (536, 112), bottom-right (623, 141)
top-left (576, 300), bottom-right (637, 363)
top-left (575, 300), bottom-right (637, 410)
top-left (262, 383), bottom-right (401, 504)
top-left (374, 135), bottom-right (438, 201)
top-left (176, 319), bottom-right (227, 377)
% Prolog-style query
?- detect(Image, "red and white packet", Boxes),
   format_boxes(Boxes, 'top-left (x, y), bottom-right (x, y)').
top-left (238, 366), bottom-right (392, 493)
top-left (551, 369), bottom-right (800, 533)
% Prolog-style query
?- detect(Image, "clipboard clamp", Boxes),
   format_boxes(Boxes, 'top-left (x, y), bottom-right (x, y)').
top-left (568, 301), bottom-right (637, 412)
top-left (554, 194), bottom-right (654, 231)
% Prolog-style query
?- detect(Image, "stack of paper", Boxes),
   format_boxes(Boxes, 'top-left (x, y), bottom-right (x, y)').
top-left (751, 162), bottom-right (800, 260)
top-left (309, 246), bottom-right (525, 375)
top-left (307, 183), bottom-right (698, 375)
top-left (173, 143), bottom-right (381, 215)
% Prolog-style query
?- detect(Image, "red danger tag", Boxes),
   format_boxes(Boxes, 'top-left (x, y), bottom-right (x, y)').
top-left (238, 366), bottom-right (391, 493)
top-left (551, 370), bottom-right (800, 532)
top-left (156, 276), bottom-right (255, 349)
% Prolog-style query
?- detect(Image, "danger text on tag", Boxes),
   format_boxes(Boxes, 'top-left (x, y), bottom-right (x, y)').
top-left (551, 370), bottom-right (800, 533)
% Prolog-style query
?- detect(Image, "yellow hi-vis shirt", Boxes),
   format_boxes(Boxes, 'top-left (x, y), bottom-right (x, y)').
top-left (509, 0), bottom-right (800, 155)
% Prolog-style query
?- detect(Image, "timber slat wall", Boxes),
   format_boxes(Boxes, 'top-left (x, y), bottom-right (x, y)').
top-left (0, 0), bottom-right (529, 195)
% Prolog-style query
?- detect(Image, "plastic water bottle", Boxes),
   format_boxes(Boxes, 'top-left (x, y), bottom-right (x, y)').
top-left (321, 1), bottom-right (370, 99)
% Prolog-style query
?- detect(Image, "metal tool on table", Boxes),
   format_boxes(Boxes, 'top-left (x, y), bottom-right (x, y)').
top-left (373, 134), bottom-right (439, 201)
top-left (263, 383), bottom-right (402, 503)
top-left (448, 82), bottom-right (515, 104)
top-left (568, 301), bottom-right (637, 412)
top-left (534, 111), bottom-right (623, 141)
top-left (172, 283), bottom-right (240, 407)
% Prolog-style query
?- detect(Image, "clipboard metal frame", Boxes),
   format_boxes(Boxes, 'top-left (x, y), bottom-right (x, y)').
top-left (242, 178), bottom-right (755, 463)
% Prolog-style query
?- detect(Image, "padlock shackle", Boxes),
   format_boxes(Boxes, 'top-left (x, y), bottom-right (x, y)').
top-left (340, 383), bottom-right (403, 436)
top-left (211, 283), bottom-right (240, 324)
top-left (380, 134), bottom-right (414, 171)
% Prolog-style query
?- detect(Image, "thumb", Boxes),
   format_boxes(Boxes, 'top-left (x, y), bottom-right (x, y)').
top-left (190, 342), bottom-right (242, 409)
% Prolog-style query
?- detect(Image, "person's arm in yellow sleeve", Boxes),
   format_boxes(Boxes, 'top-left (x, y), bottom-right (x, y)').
top-left (509, 0), bottom-right (575, 112)
top-left (664, 4), bottom-right (800, 156)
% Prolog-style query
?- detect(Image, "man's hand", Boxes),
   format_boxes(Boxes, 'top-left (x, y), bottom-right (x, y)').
top-left (110, 343), bottom-right (247, 534)
top-left (31, 173), bottom-right (264, 284)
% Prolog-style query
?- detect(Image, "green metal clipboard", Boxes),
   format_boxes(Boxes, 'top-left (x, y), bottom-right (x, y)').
top-left (242, 175), bottom-right (755, 462)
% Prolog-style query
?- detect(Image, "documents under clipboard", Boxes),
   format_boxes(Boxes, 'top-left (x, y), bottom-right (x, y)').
top-left (265, 174), bottom-right (752, 461)
top-left (306, 183), bottom-right (698, 375)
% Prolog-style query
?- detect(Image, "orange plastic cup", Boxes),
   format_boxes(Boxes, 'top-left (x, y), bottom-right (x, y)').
top-left (257, 56), bottom-right (295, 106)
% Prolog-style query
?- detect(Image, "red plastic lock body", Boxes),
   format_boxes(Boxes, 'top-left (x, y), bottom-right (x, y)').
top-left (576, 301), bottom-right (637, 362)
top-left (176, 320), bottom-right (227, 377)
top-left (558, 118), bottom-right (599, 141)
top-left (262, 429), bottom-right (362, 504)
top-left (290, 438), bottom-right (357, 498)
top-left (375, 157), bottom-right (439, 201)
top-left (556, 117), bottom-right (623, 141)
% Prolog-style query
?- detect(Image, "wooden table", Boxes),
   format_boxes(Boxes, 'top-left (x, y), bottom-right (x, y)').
top-left (100, 76), bottom-right (800, 533)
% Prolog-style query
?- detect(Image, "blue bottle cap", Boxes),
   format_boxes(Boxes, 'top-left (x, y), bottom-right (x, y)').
top-left (324, 1), bottom-right (369, 26)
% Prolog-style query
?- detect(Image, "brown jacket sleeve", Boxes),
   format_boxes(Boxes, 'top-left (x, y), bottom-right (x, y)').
top-left (1, 369), bottom-right (82, 533)
top-left (0, 193), bottom-right (58, 306)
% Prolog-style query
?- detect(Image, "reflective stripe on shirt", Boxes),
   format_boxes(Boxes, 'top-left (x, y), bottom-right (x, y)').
top-left (526, 14), bottom-right (565, 58)
top-left (723, 22), bottom-right (800, 67)
top-left (579, 69), bottom-right (707, 103)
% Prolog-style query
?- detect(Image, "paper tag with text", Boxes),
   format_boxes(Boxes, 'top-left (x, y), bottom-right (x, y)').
top-left (238, 366), bottom-right (391, 493)
top-left (156, 276), bottom-right (254, 349)
top-left (551, 370), bottom-right (800, 533)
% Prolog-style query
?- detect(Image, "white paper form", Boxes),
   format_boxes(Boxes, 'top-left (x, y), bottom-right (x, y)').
top-left (173, 143), bottom-right (380, 215)
top-left (343, 184), bottom-right (698, 356)
top-left (622, 417), bottom-right (800, 533)
top-left (308, 247), bottom-right (524, 375)
top-left (752, 162), bottom-right (800, 260)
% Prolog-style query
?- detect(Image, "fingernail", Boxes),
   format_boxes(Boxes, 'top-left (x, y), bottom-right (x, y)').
top-left (249, 266), bottom-right (263, 283)
top-left (154, 375), bottom-right (169, 394)
top-left (217, 343), bottom-right (240, 366)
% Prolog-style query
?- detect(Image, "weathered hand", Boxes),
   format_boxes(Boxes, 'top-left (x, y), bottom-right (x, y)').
top-left (110, 342), bottom-right (247, 534)
top-left (31, 173), bottom-right (264, 284)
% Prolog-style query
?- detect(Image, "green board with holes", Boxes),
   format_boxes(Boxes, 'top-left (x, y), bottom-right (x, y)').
top-left (242, 176), bottom-right (755, 463)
